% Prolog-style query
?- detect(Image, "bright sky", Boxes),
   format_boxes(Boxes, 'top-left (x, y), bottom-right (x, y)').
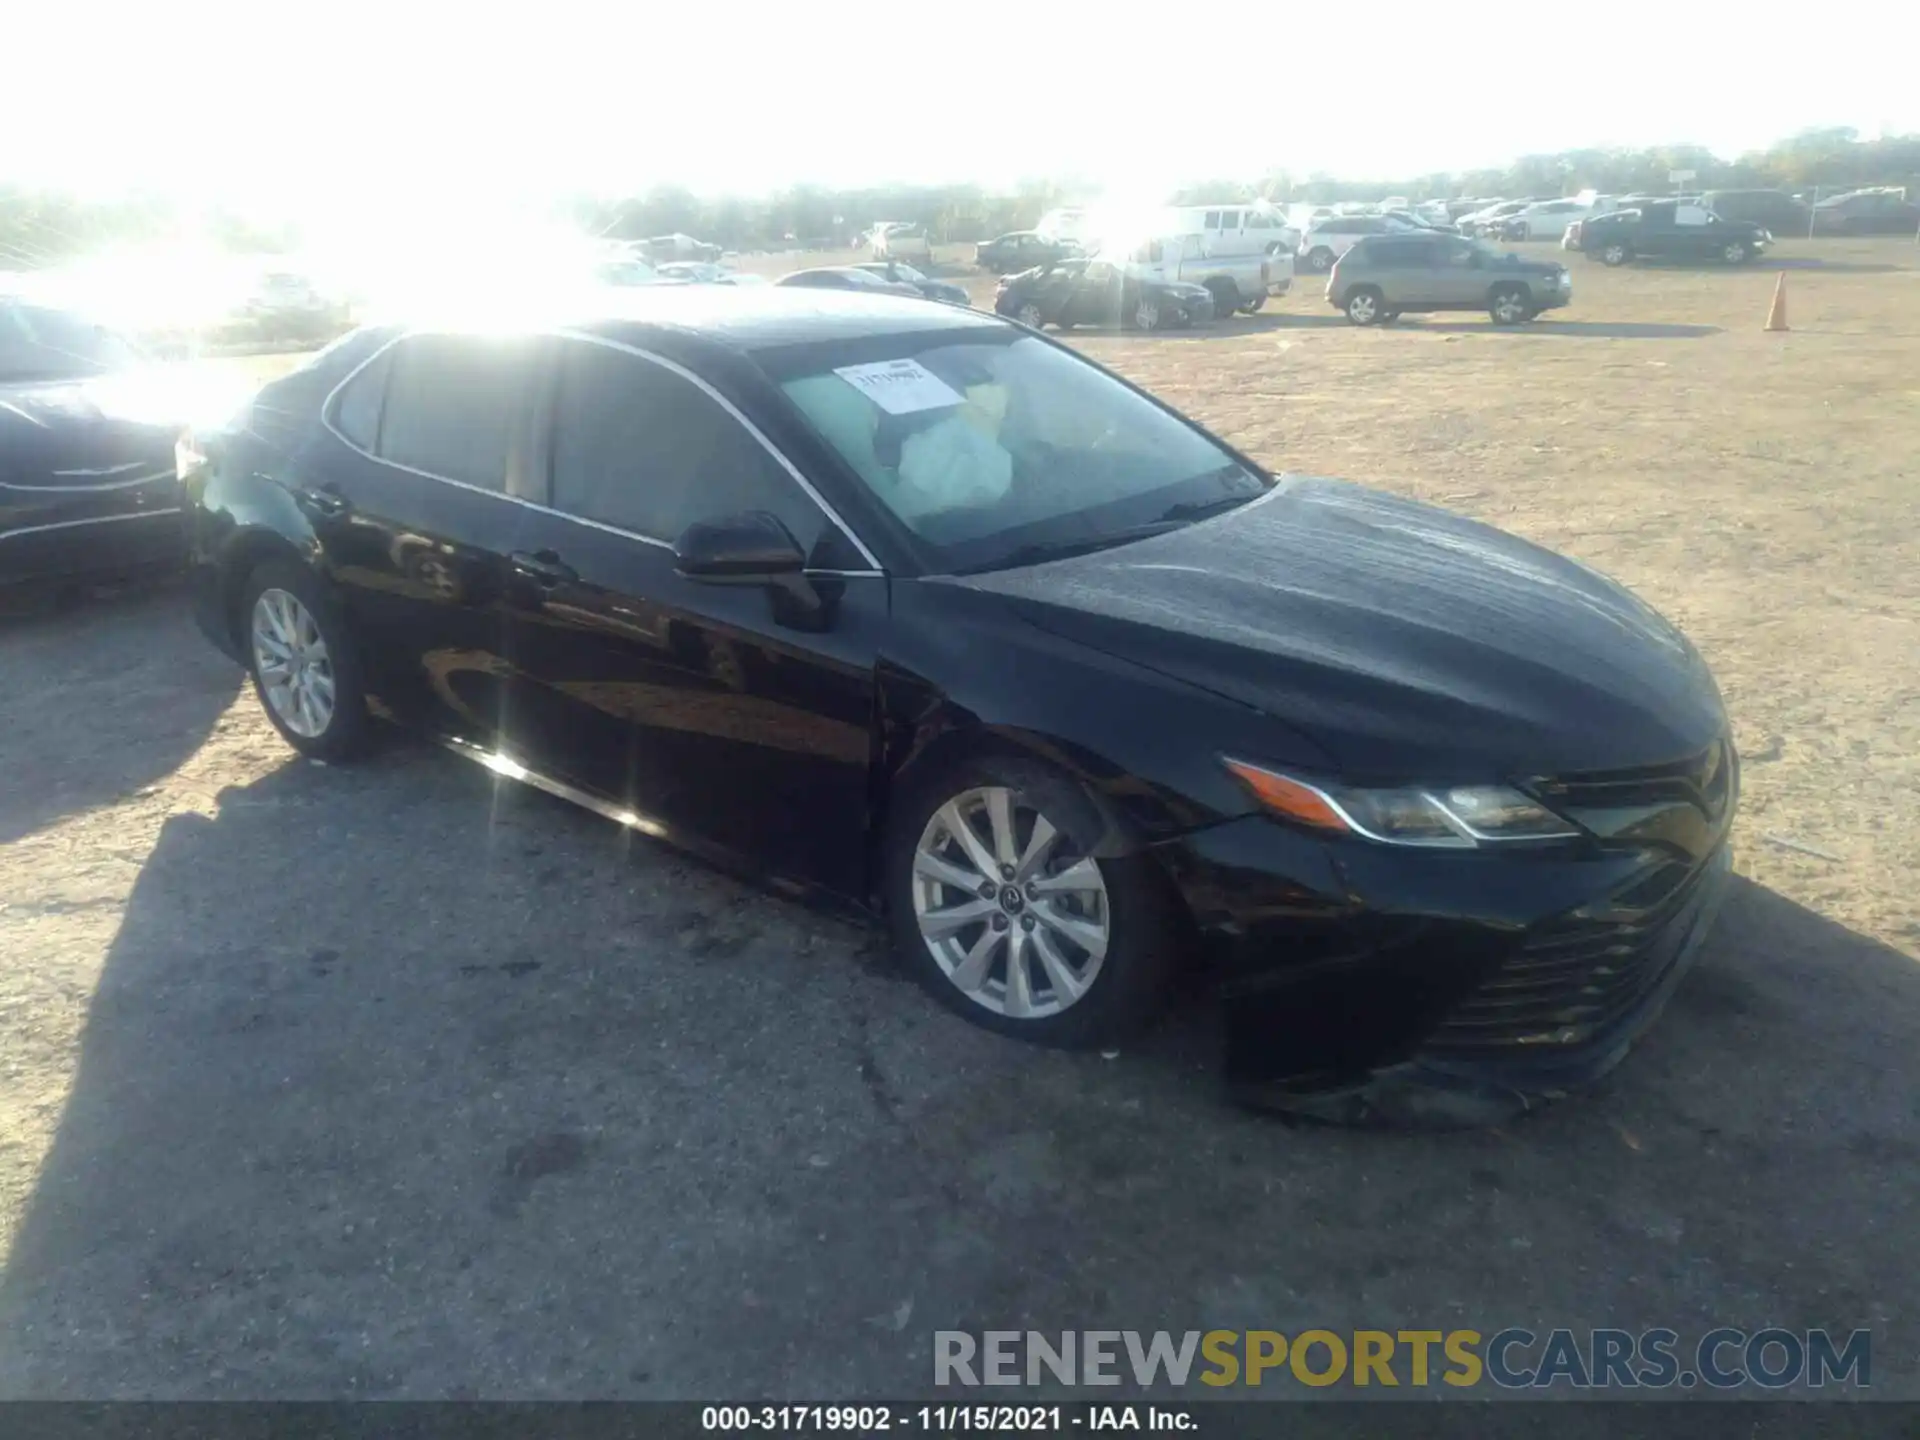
top-left (6, 1), bottom-right (1915, 223)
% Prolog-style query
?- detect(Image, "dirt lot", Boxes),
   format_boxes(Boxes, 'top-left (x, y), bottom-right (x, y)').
top-left (0, 238), bottom-right (1914, 1401)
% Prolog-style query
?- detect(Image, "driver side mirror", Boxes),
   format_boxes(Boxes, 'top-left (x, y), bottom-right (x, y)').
top-left (673, 510), bottom-right (805, 582)
top-left (673, 509), bottom-right (831, 630)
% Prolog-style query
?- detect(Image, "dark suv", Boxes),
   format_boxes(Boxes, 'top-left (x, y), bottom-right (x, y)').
top-left (1327, 233), bottom-right (1571, 326)
top-left (1809, 188), bottom-right (1920, 236)
top-left (1567, 203), bottom-right (1771, 265)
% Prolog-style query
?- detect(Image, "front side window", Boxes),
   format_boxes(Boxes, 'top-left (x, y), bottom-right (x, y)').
top-left (549, 340), bottom-right (826, 551)
top-left (376, 334), bottom-right (530, 491)
top-left (765, 329), bottom-right (1266, 574)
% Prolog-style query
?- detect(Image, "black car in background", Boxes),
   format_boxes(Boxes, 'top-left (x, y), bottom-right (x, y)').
top-left (975, 231), bottom-right (1079, 274)
top-left (995, 258), bottom-right (1214, 331)
top-left (1566, 203), bottom-right (1771, 265)
top-left (1, 300), bottom-right (186, 592)
top-left (1808, 187), bottom-right (1920, 236)
top-left (853, 262), bottom-right (970, 306)
top-left (775, 266), bottom-right (923, 298)
top-left (182, 288), bottom-right (1736, 1123)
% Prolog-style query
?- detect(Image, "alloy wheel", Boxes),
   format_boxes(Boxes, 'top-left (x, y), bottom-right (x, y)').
top-left (1492, 291), bottom-right (1529, 324)
top-left (1016, 302), bottom-right (1044, 328)
top-left (1134, 299), bottom-right (1160, 330)
top-left (1347, 292), bottom-right (1379, 324)
top-left (251, 587), bottom-right (336, 738)
top-left (911, 786), bottom-right (1111, 1020)
top-left (1723, 243), bottom-right (1747, 262)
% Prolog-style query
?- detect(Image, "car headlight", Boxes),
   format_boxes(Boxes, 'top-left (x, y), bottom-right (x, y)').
top-left (1222, 759), bottom-right (1581, 848)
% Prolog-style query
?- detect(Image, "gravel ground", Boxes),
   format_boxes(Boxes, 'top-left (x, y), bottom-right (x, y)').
top-left (0, 239), bottom-right (1914, 1401)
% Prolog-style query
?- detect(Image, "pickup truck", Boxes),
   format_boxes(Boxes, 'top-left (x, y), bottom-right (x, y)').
top-left (1108, 233), bottom-right (1290, 315)
top-left (1566, 202), bottom-right (1770, 265)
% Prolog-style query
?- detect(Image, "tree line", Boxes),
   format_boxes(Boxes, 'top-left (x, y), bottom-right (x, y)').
top-left (3, 129), bottom-right (1915, 267)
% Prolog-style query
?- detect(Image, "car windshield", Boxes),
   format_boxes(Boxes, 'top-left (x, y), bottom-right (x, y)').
top-left (763, 329), bottom-right (1269, 573)
top-left (0, 303), bottom-right (141, 383)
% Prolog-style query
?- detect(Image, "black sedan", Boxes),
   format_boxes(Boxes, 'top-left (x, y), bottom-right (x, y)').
top-left (853, 262), bottom-right (970, 306)
top-left (974, 231), bottom-right (1078, 274)
top-left (182, 289), bottom-right (1736, 1123)
top-left (775, 266), bottom-right (922, 298)
top-left (995, 259), bottom-right (1214, 331)
top-left (2, 300), bottom-right (187, 592)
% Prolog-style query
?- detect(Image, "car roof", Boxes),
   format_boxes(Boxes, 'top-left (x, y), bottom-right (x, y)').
top-left (566, 285), bottom-right (1001, 351)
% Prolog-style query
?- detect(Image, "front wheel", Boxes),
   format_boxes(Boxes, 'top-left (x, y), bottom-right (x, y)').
top-left (241, 559), bottom-right (370, 760)
top-left (1599, 241), bottom-right (1632, 266)
top-left (1488, 285), bottom-right (1533, 325)
top-left (1014, 300), bottom-right (1045, 329)
top-left (1240, 295), bottom-right (1266, 314)
top-left (1205, 281), bottom-right (1238, 322)
top-left (1132, 297), bottom-right (1162, 331)
top-left (1721, 241), bottom-right (1751, 263)
top-left (884, 757), bottom-right (1179, 1047)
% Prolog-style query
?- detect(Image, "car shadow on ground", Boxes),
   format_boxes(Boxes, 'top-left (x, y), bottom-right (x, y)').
top-left (0, 583), bottom-right (243, 847)
top-left (1402, 319), bottom-right (1722, 339)
top-left (1, 733), bottom-right (1914, 1400)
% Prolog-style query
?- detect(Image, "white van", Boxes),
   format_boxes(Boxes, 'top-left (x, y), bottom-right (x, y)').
top-left (1161, 204), bottom-right (1299, 258)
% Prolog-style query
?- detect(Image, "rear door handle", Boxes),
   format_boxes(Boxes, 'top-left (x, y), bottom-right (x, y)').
top-left (297, 485), bottom-right (349, 517)
top-left (509, 549), bottom-right (577, 588)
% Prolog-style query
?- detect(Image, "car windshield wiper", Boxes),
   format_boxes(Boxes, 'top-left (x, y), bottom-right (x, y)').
top-left (958, 523), bottom-right (1189, 575)
top-left (1150, 490), bottom-right (1262, 525)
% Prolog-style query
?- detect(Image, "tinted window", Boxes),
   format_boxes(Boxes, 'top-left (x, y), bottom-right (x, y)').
top-left (1203, 211), bottom-right (1221, 228)
top-left (376, 335), bottom-right (529, 490)
top-left (1643, 203), bottom-right (1677, 223)
top-left (549, 340), bottom-right (824, 550)
top-left (332, 348), bottom-right (390, 450)
top-left (1367, 238), bottom-right (1431, 265)
top-left (0, 304), bottom-right (139, 382)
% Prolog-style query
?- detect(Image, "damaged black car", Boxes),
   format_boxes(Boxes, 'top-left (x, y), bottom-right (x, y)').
top-left (181, 287), bottom-right (1736, 1122)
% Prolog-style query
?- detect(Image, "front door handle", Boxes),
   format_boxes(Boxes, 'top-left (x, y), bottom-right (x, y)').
top-left (509, 549), bottom-right (577, 588)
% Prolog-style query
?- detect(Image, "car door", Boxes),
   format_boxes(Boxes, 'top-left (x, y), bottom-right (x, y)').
top-left (1029, 263), bottom-right (1080, 321)
top-left (1066, 262), bottom-right (1123, 326)
top-left (310, 331), bottom-right (543, 747)
top-left (1428, 236), bottom-right (1484, 306)
top-left (497, 333), bottom-right (886, 898)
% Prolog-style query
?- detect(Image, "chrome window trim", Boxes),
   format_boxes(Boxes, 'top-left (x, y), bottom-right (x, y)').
top-left (318, 326), bottom-right (886, 578)
top-left (1, 507), bottom-right (182, 542)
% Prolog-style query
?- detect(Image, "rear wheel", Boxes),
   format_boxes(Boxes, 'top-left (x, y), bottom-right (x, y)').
top-left (240, 560), bottom-right (370, 761)
top-left (1305, 247), bottom-right (1335, 273)
top-left (1488, 284), bottom-right (1533, 325)
top-left (1240, 295), bottom-right (1266, 314)
top-left (1344, 286), bottom-right (1385, 326)
top-left (884, 756), bottom-right (1180, 1048)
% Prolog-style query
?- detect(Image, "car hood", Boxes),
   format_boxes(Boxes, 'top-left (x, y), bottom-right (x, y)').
top-left (0, 376), bottom-right (180, 484)
top-left (952, 476), bottom-right (1726, 779)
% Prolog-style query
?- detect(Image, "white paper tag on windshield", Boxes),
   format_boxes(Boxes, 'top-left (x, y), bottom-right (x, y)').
top-left (832, 358), bottom-right (963, 415)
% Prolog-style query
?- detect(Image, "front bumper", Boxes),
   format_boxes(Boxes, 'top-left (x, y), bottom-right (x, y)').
top-left (1155, 814), bottom-right (1733, 1125)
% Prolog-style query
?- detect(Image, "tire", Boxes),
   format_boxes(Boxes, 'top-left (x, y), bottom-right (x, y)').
top-left (883, 754), bottom-right (1180, 1048)
top-left (1380, 310), bottom-right (1402, 324)
top-left (1721, 241), bottom-right (1751, 264)
top-left (239, 559), bottom-right (371, 761)
top-left (1488, 284), bottom-right (1533, 325)
top-left (1344, 286), bottom-right (1385, 326)
top-left (1132, 296), bottom-right (1162, 331)
top-left (1599, 241), bottom-right (1632, 266)
top-left (1305, 247), bottom-right (1335, 273)
top-left (1205, 280), bottom-right (1237, 322)
top-left (1240, 295), bottom-right (1266, 314)
top-left (1014, 300), bottom-right (1045, 329)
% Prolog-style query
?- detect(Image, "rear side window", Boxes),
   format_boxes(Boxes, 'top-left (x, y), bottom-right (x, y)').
top-left (548, 340), bottom-right (825, 550)
top-left (1367, 238), bottom-right (1429, 265)
top-left (375, 335), bottom-right (532, 491)
top-left (331, 348), bottom-right (390, 450)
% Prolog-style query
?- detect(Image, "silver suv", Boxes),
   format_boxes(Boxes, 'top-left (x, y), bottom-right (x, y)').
top-left (1326, 233), bottom-right (1572, 326)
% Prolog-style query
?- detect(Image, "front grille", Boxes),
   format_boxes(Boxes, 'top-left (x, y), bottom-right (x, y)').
top-left (1426, 850), bottom-right (1725, 1053)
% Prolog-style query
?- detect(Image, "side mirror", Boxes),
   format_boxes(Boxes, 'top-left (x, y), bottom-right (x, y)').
top-left (673, 510), bottom-right (805, 583)
top-left (674, 509), bottom-right (832, 630)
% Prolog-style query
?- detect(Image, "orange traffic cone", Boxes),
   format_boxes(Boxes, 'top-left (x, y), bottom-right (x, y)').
top-left (1764, 272), bottom-right (1789, 332)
